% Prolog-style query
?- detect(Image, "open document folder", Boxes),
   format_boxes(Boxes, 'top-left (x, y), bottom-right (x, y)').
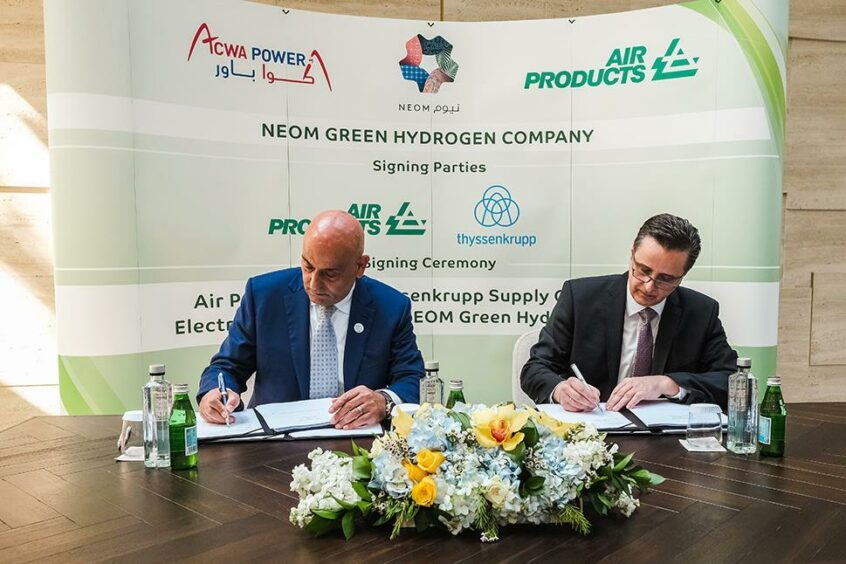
top-left (197, 397), bottom-right (383, 442)
top-left (537, 400), bottom-right (728, 434)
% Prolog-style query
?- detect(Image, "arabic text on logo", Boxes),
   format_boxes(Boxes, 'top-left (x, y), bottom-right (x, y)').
top-left (474, 185), bottom-right (520, 228)
top-left (187, 22), bottom-right (332, 90)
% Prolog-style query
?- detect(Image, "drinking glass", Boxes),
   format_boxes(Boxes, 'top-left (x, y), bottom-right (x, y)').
top-left (686, 403), bottom-right (723, 447)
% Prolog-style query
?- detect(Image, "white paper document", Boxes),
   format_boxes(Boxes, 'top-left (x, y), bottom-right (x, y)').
top-left (630, 400), bottom-right (728, 428)
top-left (196, 409), bottom-right (262, 440)
top-left (536, 403), bottom-right (633, 430)
top-left (536, 400), bottom-right (727, 433)
top-left (197, 398), bottom-right (384, 441)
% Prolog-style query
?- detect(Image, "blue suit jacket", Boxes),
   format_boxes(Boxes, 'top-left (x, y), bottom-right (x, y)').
top-left (198, 268), bottom-right (424, 408)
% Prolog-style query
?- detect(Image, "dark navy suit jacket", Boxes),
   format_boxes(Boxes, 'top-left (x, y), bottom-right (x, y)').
top-left (198, 268), bottom-right (424, 408)
top-left (521, 273), bottom-right (736, 409)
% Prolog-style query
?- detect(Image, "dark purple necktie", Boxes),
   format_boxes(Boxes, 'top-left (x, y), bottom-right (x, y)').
top-left (632, 308), bottom-right (657, 377)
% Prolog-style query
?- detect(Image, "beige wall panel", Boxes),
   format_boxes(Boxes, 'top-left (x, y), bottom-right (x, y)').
top-left (777, 286), bottom-right (812, 383)
top-left (445, 0), bottom-right (672, 21)
top-left (810, 272), bottom-right (846, 366)
top-left (791, 366), bottom-right (846, 402)
top-left (785, 39), bottom-right (846, 210)
top-left (790, 0), bottom-right (846, 42)
top-left (787, 39), bottom-right (846, 110)
top-left (0, 62), bottom-right (48, 189)
top-left (0, 193), bottom-right (53, 276)
top-left (272, 0), bottom-right (440, 20)
top-left (0, 191), bottom-right (55, 388)
top-left (444, 0), bottom-right (546, 21)
top-left (781, 210), bottom-right (846, 289)
top-left (544, 0), bottom-right (670, 19)
top-left (0, 0), bottom-right (44, 64)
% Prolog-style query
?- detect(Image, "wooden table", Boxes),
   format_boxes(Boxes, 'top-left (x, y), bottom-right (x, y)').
top-left (0, 403), bottom-right (844, 563)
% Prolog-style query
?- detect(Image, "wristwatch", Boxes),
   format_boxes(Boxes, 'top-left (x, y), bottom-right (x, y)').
top-left (377, 391), bottom-right (395, 420)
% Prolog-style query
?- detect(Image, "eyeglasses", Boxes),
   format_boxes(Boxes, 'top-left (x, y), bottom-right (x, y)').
top-left (630, 256), bottom-right (683, 291)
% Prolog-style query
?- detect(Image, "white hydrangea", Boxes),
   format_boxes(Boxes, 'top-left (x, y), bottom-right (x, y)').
top-left (289, 448), bottom-right (361, 527)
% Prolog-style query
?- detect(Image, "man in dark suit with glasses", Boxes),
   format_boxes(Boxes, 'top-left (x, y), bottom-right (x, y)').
top-left (521, 213), bottom-right (736, 411)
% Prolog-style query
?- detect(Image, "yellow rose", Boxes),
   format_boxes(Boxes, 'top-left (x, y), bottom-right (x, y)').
top-left (411, 476), bottom-right (437, 507)
top-left (402, 459), bottom-right (428, 483)
top-left (416, 449), bottom-right (445, 473)
top-left (472, 404), bottom-right (530, 451)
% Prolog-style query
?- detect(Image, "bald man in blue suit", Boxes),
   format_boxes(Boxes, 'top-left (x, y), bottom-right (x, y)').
top-left (197, 210), bottom-right (424, 429)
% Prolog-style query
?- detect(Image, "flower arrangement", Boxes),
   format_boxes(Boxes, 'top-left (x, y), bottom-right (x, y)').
top-left (290, 403), bottom-right (664, 542)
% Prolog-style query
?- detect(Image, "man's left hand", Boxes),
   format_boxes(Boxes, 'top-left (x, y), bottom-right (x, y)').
top-left (606, 376), bottom-right (679, 411)
top-left (329, 385), bottom-right (386, 429)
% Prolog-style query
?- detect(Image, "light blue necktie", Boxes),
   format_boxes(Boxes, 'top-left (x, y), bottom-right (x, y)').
top-left (310, 305), bottom-right (340, 399)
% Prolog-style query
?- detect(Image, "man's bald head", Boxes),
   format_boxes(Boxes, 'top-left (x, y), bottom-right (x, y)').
top-left (304, 210), bottom-right (365, 258)
top-left (301, 210), bottom-right (369, 306)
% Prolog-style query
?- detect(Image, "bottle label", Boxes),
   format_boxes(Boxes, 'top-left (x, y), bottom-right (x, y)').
top-left (184, 426), bottom-right (198, 456)
top-left (758, 416), bottom-right (771, 445)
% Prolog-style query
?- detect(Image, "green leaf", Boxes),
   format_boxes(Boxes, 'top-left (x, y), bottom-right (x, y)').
top-left (525, 475), bottom-right (545, 494)
top-left (506, 441), bottom-right (526, 462)
top-left (305, 515), bottom-right (340, 537)
top-left (590, 495), bottom-right (608, 516)
top-left (357, 501), bottom-right (372, 514)
top-left (341, 510), bottom-right (356, 540)
top-left (647, 472), bottom-right (665, 486)
top-left (352, 456), bottom-right (372, 481)
top-left (449, 411), bottom-right (471, 430)
top-left (351, 481), bottom-right (372, 501)
top-left (350, 440), bottom-right (369, 457)
top-left (312, 509), bottom-right (342, 520)
top-left (522, 420), bottom-right (539, 448)
top-left (333, 450), bottom-right (351, 458)
top-left (596, 493), bottom-right (612, 508)
top-left (373, 513), bottom-right (391, 527)
top-left (415, 508), bottom-right (433, 532)
top-left (613, 453), bottom-right (634, 472)
top-left (331, 495), bottom-right (357, 511)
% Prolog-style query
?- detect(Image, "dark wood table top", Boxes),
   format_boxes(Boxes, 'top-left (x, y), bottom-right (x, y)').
top-left (0, 403), bottom-right (844, 563)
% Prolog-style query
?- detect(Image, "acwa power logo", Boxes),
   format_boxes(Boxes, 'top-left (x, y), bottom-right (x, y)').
top-left (524, 38), bottom-right (699, 90)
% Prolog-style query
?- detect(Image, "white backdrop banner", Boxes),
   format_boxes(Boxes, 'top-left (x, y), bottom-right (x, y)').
top-left (44, 0), bottom-right (786, 413)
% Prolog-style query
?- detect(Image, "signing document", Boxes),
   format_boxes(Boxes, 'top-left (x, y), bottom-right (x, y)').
top-left (197, 398), bottom-right (382, 441)
top-left (538, 400), bottom-right (727, 433)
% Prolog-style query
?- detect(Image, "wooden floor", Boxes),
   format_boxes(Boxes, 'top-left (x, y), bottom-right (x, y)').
top-left (0, 403), bottom-right (845, 563)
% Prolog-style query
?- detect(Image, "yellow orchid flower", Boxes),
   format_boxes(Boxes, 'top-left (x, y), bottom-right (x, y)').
top-left (472, 404), bottom-right (530, 451)
top-left (530, 408), bottom-right (579, 438)
top-left (392, 407), bottom-right (413, 438)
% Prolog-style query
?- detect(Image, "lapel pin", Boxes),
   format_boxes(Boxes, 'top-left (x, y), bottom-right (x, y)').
top-left (354, 323), bottom-right (364, 334)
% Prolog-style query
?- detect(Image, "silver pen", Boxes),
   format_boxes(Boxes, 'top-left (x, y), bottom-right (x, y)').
top-left (217, 372), bottom-right (231, 427)
top-left (570, 363), bottom-right (604, 413)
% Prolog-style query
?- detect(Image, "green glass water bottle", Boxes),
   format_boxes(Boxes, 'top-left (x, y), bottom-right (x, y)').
top-left (758, 376), bottom-right (787, 457)
top-left (169, 383), bottom-right (199, 470)
top-left (445, 379), bottom-right (466, 409)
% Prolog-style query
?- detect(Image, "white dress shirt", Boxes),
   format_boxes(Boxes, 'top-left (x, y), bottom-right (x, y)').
top-left (308, 283), bottom-right (400, 404)
top-left (618, 286), bottom-right (687, 400)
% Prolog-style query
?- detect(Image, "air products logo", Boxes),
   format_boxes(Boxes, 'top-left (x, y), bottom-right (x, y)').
top-left (268, 202), bottom-right (426, 236)
top-left (524, 38), bottom-right (699, 90)
top-left (399, 35), bottom-right (459, 93)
